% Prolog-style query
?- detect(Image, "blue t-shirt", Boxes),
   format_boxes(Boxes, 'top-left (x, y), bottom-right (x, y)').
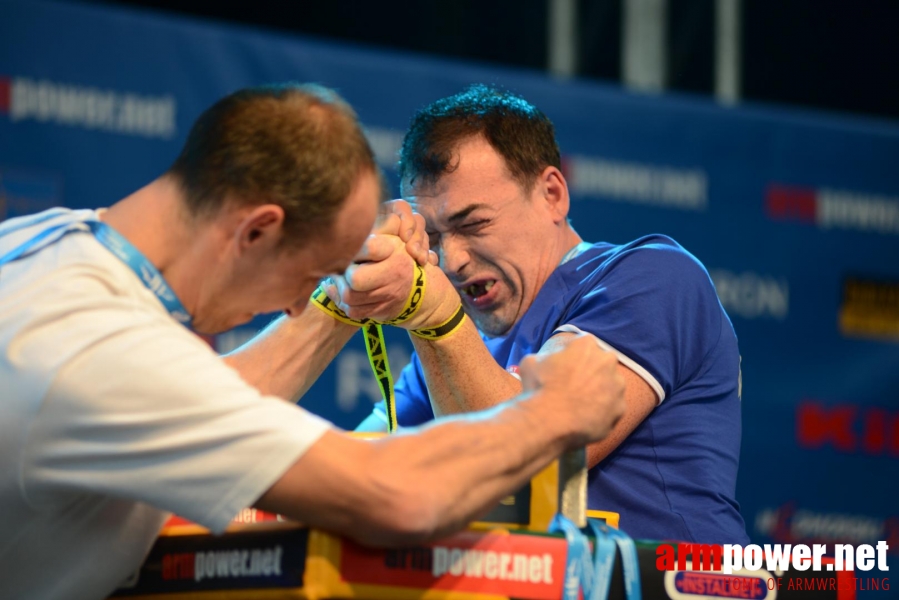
top-left (376, 235), bottom-right (749, 544)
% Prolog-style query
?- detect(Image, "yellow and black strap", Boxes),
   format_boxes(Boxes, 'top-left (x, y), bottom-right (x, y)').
top-left (380, 263), bottom-right (426, 326)
top-left (310, 263), bottom-right (465, 434)
top-left (310, 286), bottom-right (371, 327)
top-left (362, 322), bottom-right (397, 432)
top-left (410, 304), bottom-right (467, 340)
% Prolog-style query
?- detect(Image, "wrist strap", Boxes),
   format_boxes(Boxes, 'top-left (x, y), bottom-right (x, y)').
top-left (410, 304), bottom-right (466, 340)
top-left (310, 263), bottom-right (463, 433)
top-left (379, 262), bottom-right (426, 325)
top-left (309, 262), bottom-right (426, 328)
top-left (310, 286), bottom-right (370, 327)
top-left (362, 323), bottom-right (398, 432)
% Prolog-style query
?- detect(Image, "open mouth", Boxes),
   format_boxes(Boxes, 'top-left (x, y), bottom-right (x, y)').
top-left (462, 280), bottom-right (495, 299)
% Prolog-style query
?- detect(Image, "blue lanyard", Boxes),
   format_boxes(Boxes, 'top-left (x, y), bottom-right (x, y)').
top-left (585, 518), bottom-right (643, 600)
top-left (549, 514), bottom-right (594, 600)
top-left (0, 215), bottom-right (192, 329)
top-left (585, 519), bottom-right (618, 600)
top-left (549, 513), bottom-right (644, 600)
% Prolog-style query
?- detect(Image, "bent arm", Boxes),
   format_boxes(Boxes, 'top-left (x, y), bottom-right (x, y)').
top-left (258, 335), bottom-right (624, 547)
top-left (224, 200), bottom-right (432, 402)
top-left (223, 307), bottom-right (357, 402)
top-left (412, 314), bottom-right (524, 416)
top-left (415, 329), bottom-right (656, 468)
top-left (538, 332), bottom-right (657, 468)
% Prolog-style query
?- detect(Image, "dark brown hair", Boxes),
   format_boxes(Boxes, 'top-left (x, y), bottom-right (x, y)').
top-left (398, 84), bottom-right (561, 193)
top-left (168, 83), bottom-right (378, 242)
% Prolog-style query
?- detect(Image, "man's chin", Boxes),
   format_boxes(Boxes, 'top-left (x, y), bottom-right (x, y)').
top-left (190, 314), bottom-right (253, 336)
top-left (470, 310), bottom-right (514, 339)
top-left (189, 321), bottom-right (223, 336)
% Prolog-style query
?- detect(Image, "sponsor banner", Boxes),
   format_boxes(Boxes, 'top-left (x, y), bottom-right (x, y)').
top-left (665, 569), bottom-right (884, 598)
top-left (839, 277), bottom-right (899, 342)
top-left (2, 75), bottom-right (176, 139)
top-left (112, 528), bottom-right (308, 596)
top-left (755, 503), bottom-right (899, 552)
top-left (0, 76), bottom-right (10, 113)
top-left (709, 269), bottom-right (789, 321)
top-left (114, 521), bottom-right (854, 599)
top-left (566, 154), bottom-right (708, 211)
top-left (339, 529), bottom-right (565, 598)
top-left (767, 184), bottom-right (899, 235)
top-left (796, 400), bottom-right (899, 457)
top-left (3, 1), bottom-right (899, 572)
top-left (0, 167), bottom-right (62, 221)
top-left (666, 570), bottom-right (775, 600)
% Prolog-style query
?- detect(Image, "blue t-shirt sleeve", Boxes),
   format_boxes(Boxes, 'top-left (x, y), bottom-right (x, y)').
top-left (559, 237), bottom-right (723, 401)
top-left (372, 352), bottom-right (435, 427)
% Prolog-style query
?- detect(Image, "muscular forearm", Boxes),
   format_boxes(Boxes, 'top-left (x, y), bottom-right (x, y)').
top-left (223, 307), bottom-right (357, 401)
top-left (257, 394), bottom-right (572, 547)
top-left (380, 399), bottom-right (570, 542)
top-left (258, 336), bottom-right (625, 547)
top-left (412, 316), bottom-right (523, 416)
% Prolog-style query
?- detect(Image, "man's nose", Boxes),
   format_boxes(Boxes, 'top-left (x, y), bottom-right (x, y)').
top-left (439, 234), bottom-right (471, 276)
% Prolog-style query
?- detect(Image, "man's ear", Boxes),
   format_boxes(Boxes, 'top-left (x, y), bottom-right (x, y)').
top-left (538, 166), bottom-right (570, 225)
top-left (234, 204), bottom-right (286, 253)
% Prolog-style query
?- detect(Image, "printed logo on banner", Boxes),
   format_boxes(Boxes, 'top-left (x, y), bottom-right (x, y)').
top-left (655, 541), bottom-right (892, 595)
top-left (708, 269), bottom-right (789, 320)
top-left (754, 503), bottom-right (899, 554)
top-left (664, 570), bottom-right (773, 600)
top-left (0, 75), bottom-right (176, 139)
top-left (0, 76), bottom-right (11, 113)
top-left (796, 400), bottom-right (899, 457)
top-left (0, 168), bottom-right (62, 221)
top-left (338, 529), bottom-right (566, 599)
top-left (564, 154), bottom-right (708, 211)
top-left (766, 183), bottom-right (899, 235)
top-left (839, 276), bottom-right (899, 342)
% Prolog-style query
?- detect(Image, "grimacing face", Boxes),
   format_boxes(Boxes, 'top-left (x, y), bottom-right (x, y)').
top-left (407, 137), bottom-right (571, 337)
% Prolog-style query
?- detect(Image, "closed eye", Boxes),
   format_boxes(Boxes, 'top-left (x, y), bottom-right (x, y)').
top-left (460, 219), bottom-right (489, 232)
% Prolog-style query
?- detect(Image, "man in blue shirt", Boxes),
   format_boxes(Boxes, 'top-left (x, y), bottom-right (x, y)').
top-left (346, 85), bottom-right (748, 544)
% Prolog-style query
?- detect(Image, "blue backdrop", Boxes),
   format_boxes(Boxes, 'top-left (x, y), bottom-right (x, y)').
top-left (2, 0), bottom-right (897, 582)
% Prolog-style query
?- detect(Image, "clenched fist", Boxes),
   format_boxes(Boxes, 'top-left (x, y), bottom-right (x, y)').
top-left (518, 334), bottom-right (625, 448)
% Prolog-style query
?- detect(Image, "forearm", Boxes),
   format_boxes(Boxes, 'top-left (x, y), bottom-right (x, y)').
top-left (412, 318), bottom-right (523, 416)
top-left (380, 398), bottom-right (570, 541)
top-left (223, 307), bottom-right (357, 401)
top-left (257, 394), bottom-right (572, 547)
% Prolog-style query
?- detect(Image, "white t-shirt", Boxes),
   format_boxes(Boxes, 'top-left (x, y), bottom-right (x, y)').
top-left (0, 209), bottom-right (332, 600)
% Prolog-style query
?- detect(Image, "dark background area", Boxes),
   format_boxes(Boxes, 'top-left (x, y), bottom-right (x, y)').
top-left (69, 0), bottom-right (899, 123)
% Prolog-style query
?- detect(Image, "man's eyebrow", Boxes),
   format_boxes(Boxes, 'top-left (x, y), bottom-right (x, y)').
top-left (447, 203), bottom-right (491, 224)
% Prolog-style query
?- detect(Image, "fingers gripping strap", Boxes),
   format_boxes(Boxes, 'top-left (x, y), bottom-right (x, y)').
top-left (310, 286), bottom-right (371, 327)
top-left (309, 262), bottom-right (425, 328)
top-left (380, 262), bottom-right (426, 325)
top-left (310, 263), bottom-right (449, 434)
top-left (410, 304), bottom-right (466, 340)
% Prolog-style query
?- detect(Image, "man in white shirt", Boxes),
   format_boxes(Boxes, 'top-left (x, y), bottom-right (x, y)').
top-left (0, 83), bottom-right (625, 600)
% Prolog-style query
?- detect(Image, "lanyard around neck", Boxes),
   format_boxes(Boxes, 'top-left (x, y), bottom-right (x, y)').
top-left (87, 220), bottom-right (192, 328)
top-left (0, 216), bottom-right (193, 329)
